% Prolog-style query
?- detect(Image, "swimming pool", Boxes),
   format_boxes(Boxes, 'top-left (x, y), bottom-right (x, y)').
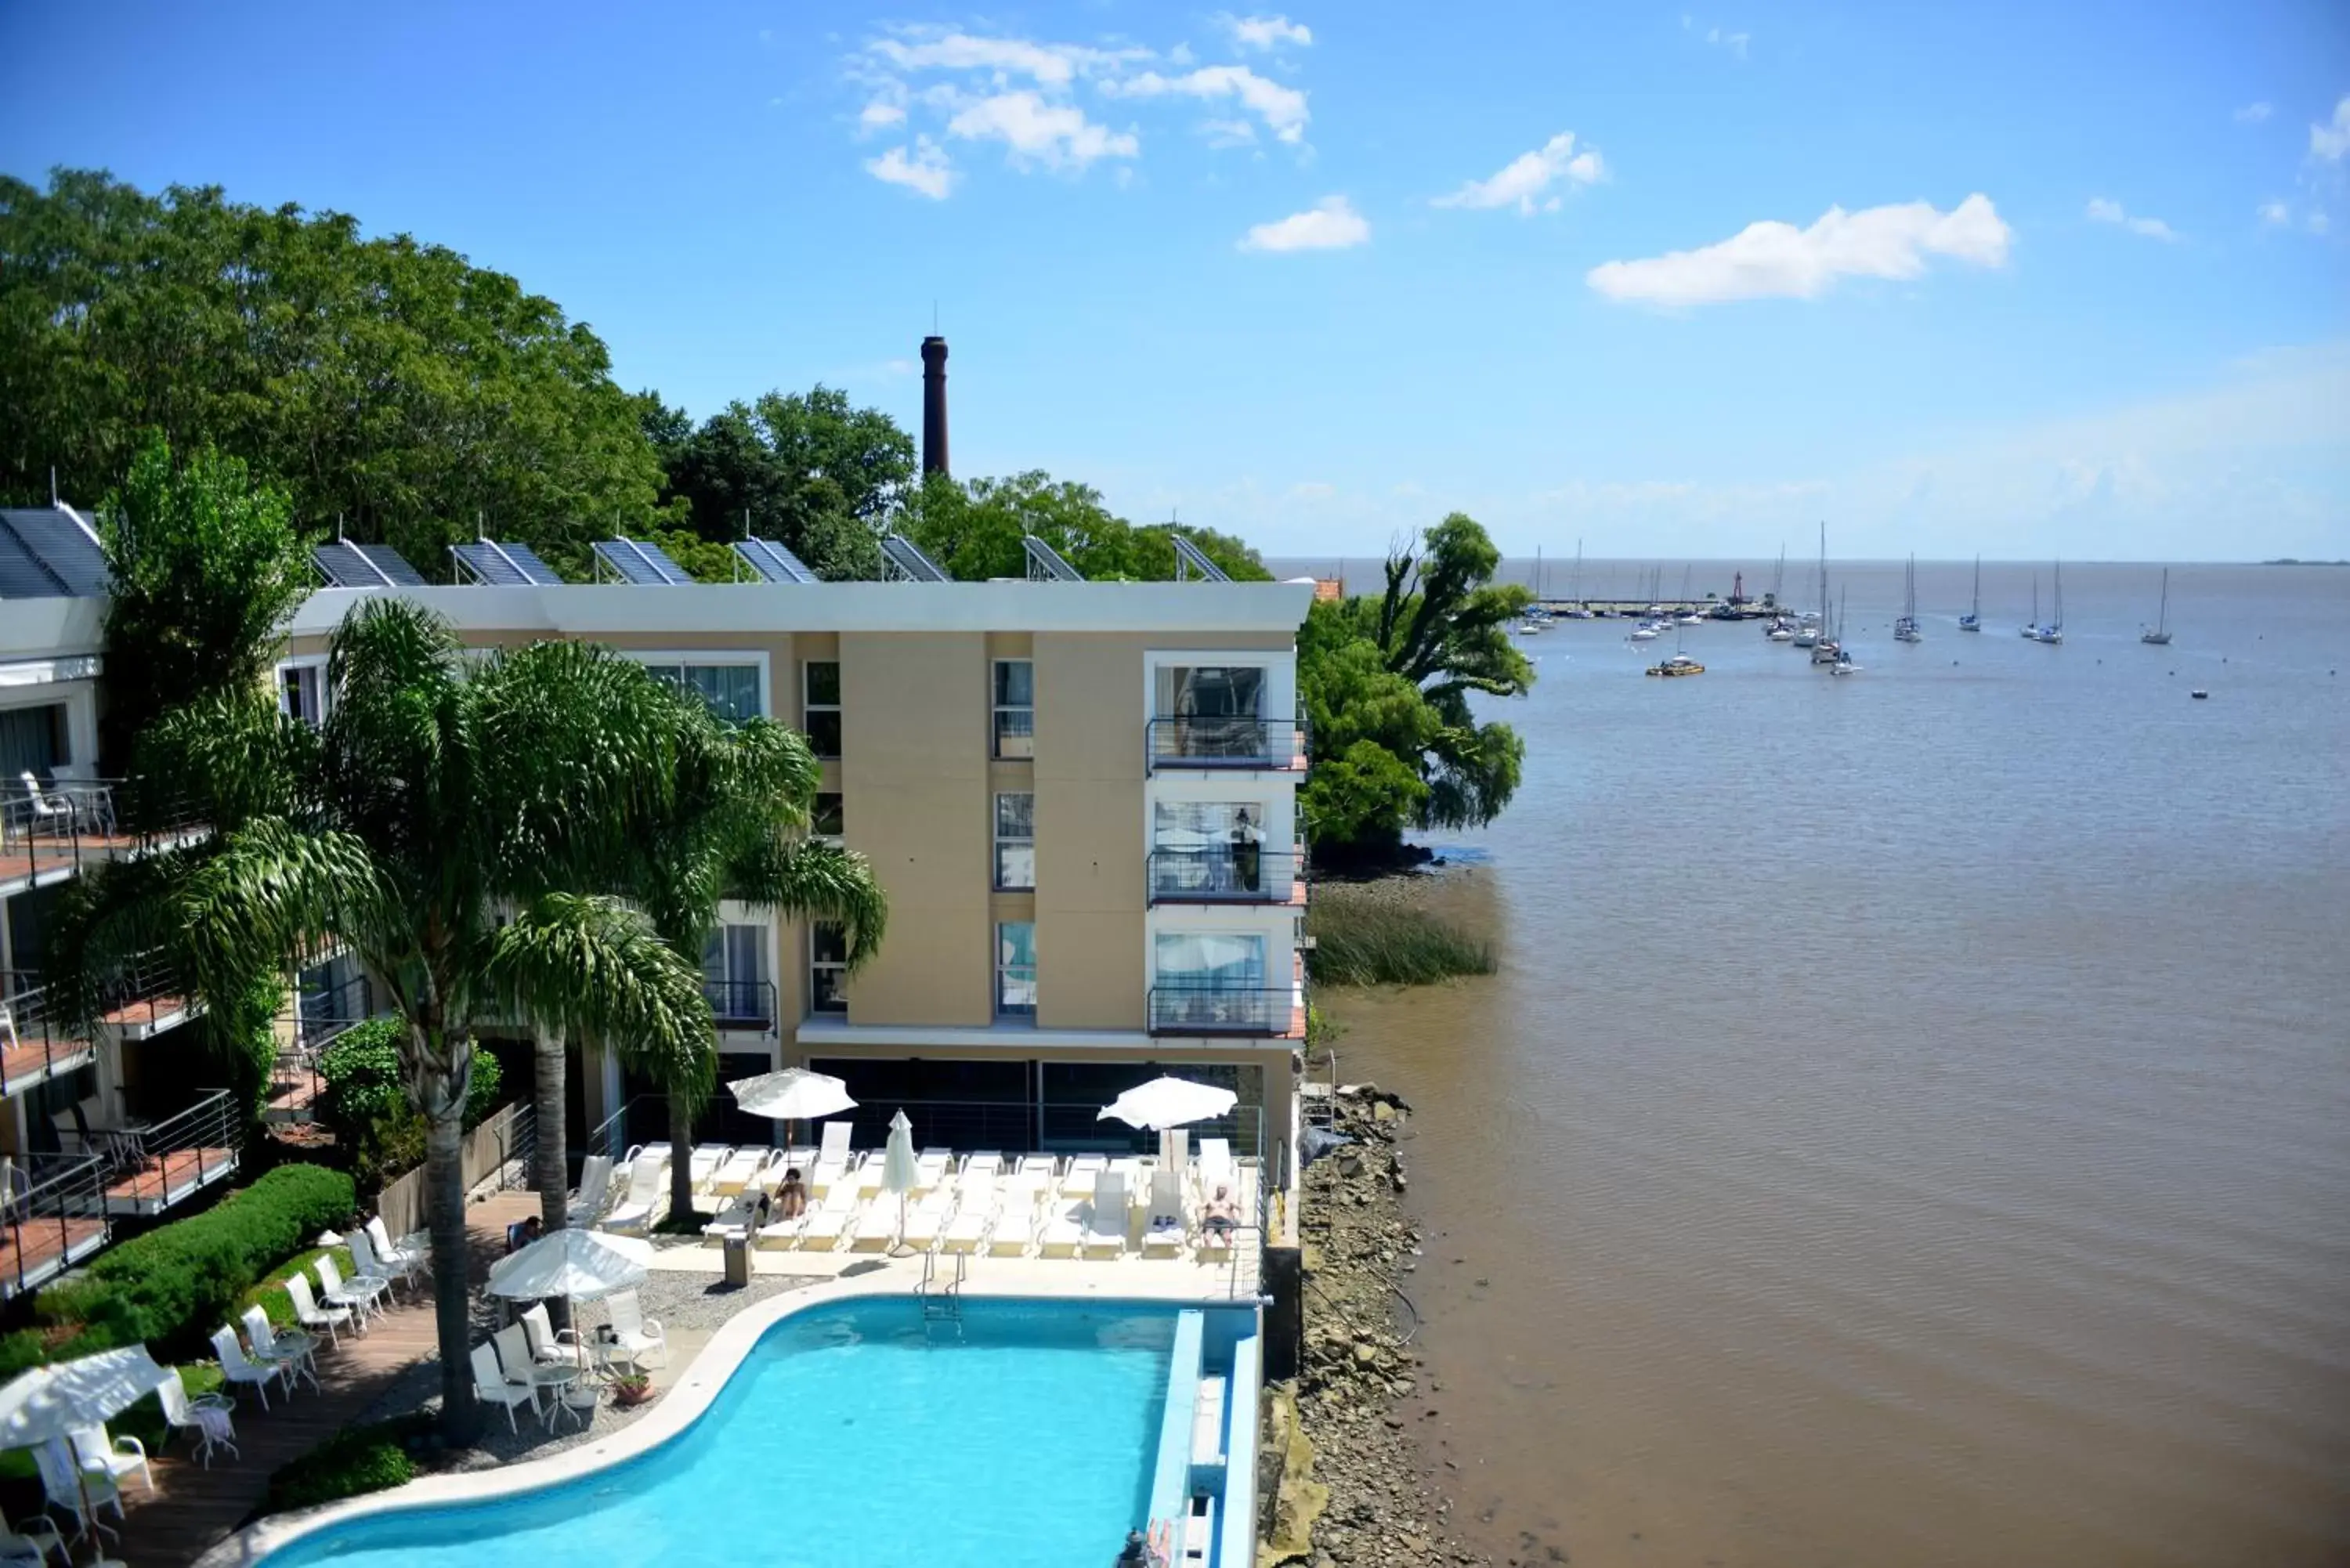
top-left (260, 1299), bottom-right (1178, 1568)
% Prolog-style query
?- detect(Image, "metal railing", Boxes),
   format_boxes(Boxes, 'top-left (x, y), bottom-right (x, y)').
top-left (63, 1086), bottom-right (240, 1217)
top-left (1147, 847), bottom-right (1306, 905)
top-left (0, 775), bottom-right (208, 891)
top-left (1144, 717), bottom-right (1307, 773)
top-left (585, 1094), bottom-right (1269, 1165)
top-left (0, 976), bottom-right (103, 1098)
top-left (1146, 985), bottom-right (1301, 1038)
top-left (0, 1151), bottom-right (110, 1300)
top-left (705, 977), bottom-right (778, 1033)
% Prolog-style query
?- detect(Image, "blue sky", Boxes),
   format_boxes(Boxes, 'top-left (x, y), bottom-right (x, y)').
top-left (3, 1), bottom-right (2346, 560)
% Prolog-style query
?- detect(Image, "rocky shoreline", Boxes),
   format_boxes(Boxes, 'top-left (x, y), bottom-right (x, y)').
top-left (1263, 1086), bottom-right (1493, 1567)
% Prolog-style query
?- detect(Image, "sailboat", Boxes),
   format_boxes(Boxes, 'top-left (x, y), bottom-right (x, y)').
top-left (1958, 556), bottom-right (1981, 631)
top-left (1894, 556), bottom-right (1923, 642)
top-left (1563, 539), bottom-right (1594, 617)
top-left (2141, 569), bottom-right (2173, 645)
top-left (1810, 525), bottom-right (1842, 666)
top-left (1831, 587), bottom-right (1861, 674)
top-left (1647, 610), bottom-right (1705, 676)
top-left (1676, 565), bottom-right (1704, 624)
top-left (2034, 562), bottom-right (2065, 645)
top-left (2019, 576), bottom-right (2041, 638)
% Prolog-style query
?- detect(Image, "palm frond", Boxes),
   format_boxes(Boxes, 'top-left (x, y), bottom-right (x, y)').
top-left (480, 893), bottom-right (718, 1103)
top-left (179, 818), bottom-right (404, 1007)
top-left (727, 836), bottom-right (890, 971)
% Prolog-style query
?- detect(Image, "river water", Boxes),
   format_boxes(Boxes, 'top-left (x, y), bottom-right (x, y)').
top-left (1278, 560), bottom-right (2350, 1568)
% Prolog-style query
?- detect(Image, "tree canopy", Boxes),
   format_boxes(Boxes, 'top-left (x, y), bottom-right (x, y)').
top-left (1, 168), bottom-right (668, 576)
top-left (902, 470), bottom-right (1271, 583)
top-left (1301, 515), bottom-right (1533, 854)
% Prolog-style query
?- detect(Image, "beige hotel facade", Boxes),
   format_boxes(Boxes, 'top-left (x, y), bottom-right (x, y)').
top-left (277, 574), bottom-right (1317, 1182)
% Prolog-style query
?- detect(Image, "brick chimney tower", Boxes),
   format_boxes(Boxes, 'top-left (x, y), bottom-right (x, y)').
top-left (920, 334), bottom-right (949, 479)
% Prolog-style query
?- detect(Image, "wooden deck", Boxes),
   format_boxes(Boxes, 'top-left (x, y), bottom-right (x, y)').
top-left (115, 1190), bottom-right (540, 1568)
top-left (104, 1147), bottom-right (240, 1215)
top-left (0, 1034), bottom-right (98, 1094)
top-left (0, 1216), bottom-right (107, 1295)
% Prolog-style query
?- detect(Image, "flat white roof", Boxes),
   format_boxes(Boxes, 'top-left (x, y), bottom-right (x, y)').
top-left (287, 580), bottom-right (1314, 639)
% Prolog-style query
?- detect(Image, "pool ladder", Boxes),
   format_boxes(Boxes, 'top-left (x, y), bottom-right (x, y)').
top-left (917, 1250), bottom-right (966, 1323)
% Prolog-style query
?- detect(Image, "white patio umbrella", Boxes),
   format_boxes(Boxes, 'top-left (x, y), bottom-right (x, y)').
top-left (882, 1108), bottom-right (920, 1258)
top-left (1097, 1076), bottom-right (1238, 1133)
top-left (727, 1068), bottom-right (859, 1160)
top-left (0, 1343), bottom-right (170, 1551)
top-left (486, 1227), bottom-right (653, 1302)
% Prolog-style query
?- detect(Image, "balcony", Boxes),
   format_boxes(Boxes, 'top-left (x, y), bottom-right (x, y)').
top-left (59, 1088), bottom-right (241, 1219)
top-left (0, 1152), bottom-right (111, 1300)
top-left (707, 977), bottom-right (778, 1034)
top-left (266, 971), bottom-right (384, 1124)
top-left (1144, 717), bottom-right (1307, 775)
top-left (2, 956), bottom-right (196, 1099)
top-left (1146, 984), bottom-right (1306, 1040)
top-left (0, 776), bottom-right (208, 898)
top-left (1148, 847), bottom-right (1307, 908)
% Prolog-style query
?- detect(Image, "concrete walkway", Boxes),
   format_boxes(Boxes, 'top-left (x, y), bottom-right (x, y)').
top-left (114, 1190), bottom-right (540, 1568)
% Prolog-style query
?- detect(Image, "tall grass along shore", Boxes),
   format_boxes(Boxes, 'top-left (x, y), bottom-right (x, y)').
top-left (1306, 884), bottom-right (1495, 987)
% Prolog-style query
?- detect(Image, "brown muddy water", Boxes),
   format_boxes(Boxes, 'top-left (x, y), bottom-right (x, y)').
top-left (1315, 562), bottom-right (2350, 1568)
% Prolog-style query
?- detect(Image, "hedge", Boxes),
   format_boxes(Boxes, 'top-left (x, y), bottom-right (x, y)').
top-left (262, 1414), bottom-right (429, 1515)
top-left (31, 1163), bottom-right (356, 1363)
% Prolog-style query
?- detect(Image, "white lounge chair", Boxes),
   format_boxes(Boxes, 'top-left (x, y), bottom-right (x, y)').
top-left (686, 1143), bottom-right (732, 1196)
top-left (962, 1151), bottom-right (1003, 1178)
top-left (797, 1183), bottom-right (859, 1252)
top-left (601, 1147), bottom-right (670, 1234)
top-left (566, 1156), bottom-right (613, 1225)
top-left (700, 1191), bottom-right (765, 1243)
top-left (911, 1151), bottom-right (952, 1197)
top-left (807, 1122), bottom-right (856, 1194)
top-left (754, 1204), bottom-right (805, 1250)
top-left (157, 1368), bottom-right (237, 1468)
top-left (987, 1201), bottom-right (1036, 1257)
top-left (1083, 1172), bottom-right (1130, 1259)
top-left (241, 1304), bottom-right (321, 1395)
top-left (850, 1200), bottom-right (899, 1252)
top-left (281, 1274), bottom-right (352, 1351)
top-left (902, 1192), bottom-right (953, 1252)
top-left (210, 1327), bottom-right (283, 1409)
top-left (363, 1216), bottom-right (426, 1289)
top-left (347, 1229), bottom-right (404, 1302)
top-left (470, 1343), bottom-right (537, 1434)
top-left (1038, 1196), bottom-right (1086, 1259)
top-left (605, 1290), bottom-right (666, 1371)
top-left (941, 1190), bottom-right (992, 1255)
top-left (1014, 1154), bottom-right (1057, 1182)
top-left (68, 1426), bottom-right (149, 1497)
top-left (315, 1253), bottom-right (383, 1328)
top-left (1196, 1137), bottom-right (1235, 1198)
top-left (31, 1439), bottom-right (119, 1542)
top-left (1141, 1168), bottom-right (1188, 1259)
top-left (0, 1505), bottom-right (68, 1566)
top-left (708, 1145), bottom-right (768, 1196)
top-left (1059, 1153), bottom-right (1108, 1199)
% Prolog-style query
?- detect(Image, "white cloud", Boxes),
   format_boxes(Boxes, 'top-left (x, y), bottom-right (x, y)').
top-left (945, 90), bottom-right (1139, 169)
top-left (2235, 101), bottom-right (2272, 123)
top-left (1221, 13), bottom-right (1312, 51)
top-left (2259, 200), bottom-right (2292, 226)
top-left (1587, 194), bottom-right (2012, 307)
top-left (865, 136), bottom-right (955, 199)
top-left (2312, 96), bottom-right (2350, 162)
top-left (859, 96), bottom-right (907, 130)
top-left (1239, 195), bottom-right (1368, 251)
top-left (1200, 117), bottom-right (1258, 149)
top-left (2086, 197), bottom-right (2180, 241)
top-left (870, 30), bottom-right (1143, 87)
top-left (1434, 132), bottom-right (1607, 215)
top-left (1107, 65), bottom-right (1309, 143)
top-left (1705, 25), bottom-right (1750, 59)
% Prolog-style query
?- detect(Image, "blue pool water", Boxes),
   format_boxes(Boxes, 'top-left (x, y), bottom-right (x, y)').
top-left (264, 1299), bottom-right (1177, 1568)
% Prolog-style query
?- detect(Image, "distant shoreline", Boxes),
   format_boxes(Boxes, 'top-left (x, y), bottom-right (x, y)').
top-left (2258, 558), bottom-right (2350, 566)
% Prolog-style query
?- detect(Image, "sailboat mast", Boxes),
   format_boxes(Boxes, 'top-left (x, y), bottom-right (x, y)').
top-left (2158, 568), bottom-right (2168, 634)
top-left (1972, 555), bottom-right (1981, 617)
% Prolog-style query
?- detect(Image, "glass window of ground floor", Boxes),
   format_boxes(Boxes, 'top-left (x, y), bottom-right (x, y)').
top-left (804, 1057), bottom-right (1267, 1158)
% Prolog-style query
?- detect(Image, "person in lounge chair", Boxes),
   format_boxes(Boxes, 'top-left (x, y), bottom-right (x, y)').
top-left (776, 1168), bottom-right (808, 1220)
top-left (1202, 1185), bottom-right (1238, 1240)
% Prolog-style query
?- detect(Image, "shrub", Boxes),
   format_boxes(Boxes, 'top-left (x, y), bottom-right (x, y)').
top-left (319, 1018), bottom-right (503, 1195)
top-left (262, 1414), bottom-right (428, 1515)
top-left (1305, 891), bottom-right (1495, 987)
top-left (37, 1164), bottom-right (356, 1360)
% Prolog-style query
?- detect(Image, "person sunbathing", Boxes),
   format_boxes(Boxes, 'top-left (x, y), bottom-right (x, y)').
top-left (776, 1168), bottom-right (808, 1219)
top-left (1202, 1185), bottom-right (1238, 1239)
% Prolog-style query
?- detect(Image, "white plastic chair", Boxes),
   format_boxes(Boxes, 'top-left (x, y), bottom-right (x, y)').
top-left (281, 1273), bottom-right (352, 1350)
top-left (469, 1343), bottom-right (537, 1434)
top-left (1142, 1167), bottom-right (1188, 1259)
top-left (157, 1368), bottom-right (238, 1468)
top-left (363, 1215), bottom-right (425, 1288)
top-left (241, 1304), bottom-right (322, 1394)
top-left (605, 1290), bottom-right (667, 1370)
top-left (31, 1439), bottom-right (120, 1542)
top-left (346, 1229), bottom-right (404, 1302)
top-left (566, 1156), bottom-right (613, 1224)
top-left (520, 1302), bottom-right (586, 1369)
top-left (67, 1426), bottom-right (149, 1496)
top-left (1083, 1171), bottom-right (1130, 1259)
top-left (601, 1148), bottom-right (670, 1233)
top-left (316, 1252), bottom-right (385, 1327)
top-left (0, 1505), bottom-right (68, 1566)
top-left (210, 1326), bottom-right (282, 1409)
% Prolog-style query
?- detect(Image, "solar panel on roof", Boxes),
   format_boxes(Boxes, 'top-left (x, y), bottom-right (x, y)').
top-left (357, 544), bottom-right (426, 585)
top-left (592, 538), bottom-right (692, 585)
top-left (879, 535), bottom-right (950, 583)
top-left (733, 537), bottom-right (820, 584)
top-left (313, 540), bottom-right (425, 587)
top-left (453, 540), bottom-right (565, 587)
top-left (1170, 533), bottom-right (1231, 582)
top-left (0, 516), bottom-right (70, 599)
top-left (2, 507), bottom-right (107, 596)
top-left (1023, 535), bottom-right (1083, 582)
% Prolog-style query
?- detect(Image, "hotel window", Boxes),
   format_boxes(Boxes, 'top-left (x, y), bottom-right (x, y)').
top-left (803, 661), bottom-right (841, 757)
top-left (1153, 664), bottom-right (1267, 761)
top-left (812, 792), bottom-right (844, 840)
top-left (0, 703), bottom-right (69, 777)
top-left (645, 663), bottom-right (761, 724)
top-left (277, 665), bottom-right (325, 729)
top-left (992, 659), bottom-right (1034, 759)
top-left (1152, 800), bottom-right (1267, 895)
top-left (993, 792), bottom-right (1035, 891)
top-left (703, 924), bottom-right (770, 1026)
top-left (996, 921), bottom-right (1037, 1018)
top-left (808, 922), bottom-right (849, 1014)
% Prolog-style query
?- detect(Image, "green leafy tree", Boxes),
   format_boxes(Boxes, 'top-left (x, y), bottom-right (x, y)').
top-left (74, 600), bottom-right (719, 1441)
top-left (903, 471), bottom-right (1270, 583)
top-left (1300, 515), bottom-right (1532, 854)
top-left (1, 169), bottom-right (669, 573)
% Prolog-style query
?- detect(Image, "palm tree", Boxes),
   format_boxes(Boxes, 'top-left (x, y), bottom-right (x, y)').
top-left (621, 700), bottom-right (888, 1225)
top-left (142, 599), bottom-right (714, 1440)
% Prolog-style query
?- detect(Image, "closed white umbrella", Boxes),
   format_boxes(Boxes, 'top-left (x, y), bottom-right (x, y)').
top-left (1098, 1076), bottom-right (1238, 1133)
top-left (882, 1108), bottom-right (920, 1258)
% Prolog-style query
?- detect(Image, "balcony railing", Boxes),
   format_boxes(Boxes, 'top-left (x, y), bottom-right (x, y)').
top-left (1147, 984), bottom-right (1303, 1039)
top-left (1144, 717), bottom-right (1307, 773)
top-left (0, 976), bottom-right (104, 1098)
top-left (0, 1151), bottom-right (112, 1300)
top-left (1148, 847), bottom-right (1307, 906)
top-left (706, 977), bottom-right (778, 1033)
top-left (0, 775), bottom-right (208, 894)
top-left (62, 1087), bottom-right (241, 1219)
top-left (269, 971), bottom-right (385, 1123)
